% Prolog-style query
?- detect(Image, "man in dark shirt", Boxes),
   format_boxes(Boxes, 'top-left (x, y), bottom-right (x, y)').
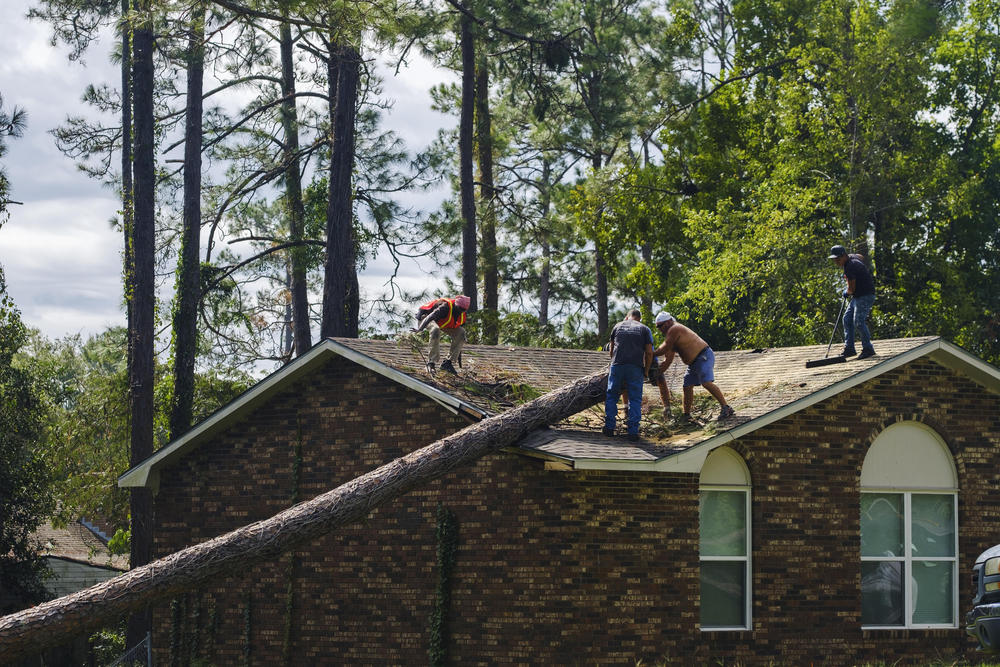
top-left (604, 309), bottom-right (653, 441)
top-left (829, 245), bottom-right (876, 359)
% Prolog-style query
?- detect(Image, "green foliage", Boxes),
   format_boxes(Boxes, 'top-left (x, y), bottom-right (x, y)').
top-left (88, 625), bottom-right (126, 665)
top-left (428, 503), bottom-right (458, 667)
top-left (108, 527), bottom-right (131, 556)
top-left (0, 267), bottom-right (55, 614)
top-left (23, 327), bottom-right (254, 531)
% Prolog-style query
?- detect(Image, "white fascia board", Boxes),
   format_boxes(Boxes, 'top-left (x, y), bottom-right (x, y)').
top-left (928, 339), bottom-right (1000, 394)
top-left (329, 340), bottom-right (489, 421)
top-left (572, 338), bottom-right (985, 473)
top-left (118, 339), bottom-right (487, 489)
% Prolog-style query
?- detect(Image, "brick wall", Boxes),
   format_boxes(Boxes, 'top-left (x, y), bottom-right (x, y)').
top-left (151, 355), bottom-right (1000, 665)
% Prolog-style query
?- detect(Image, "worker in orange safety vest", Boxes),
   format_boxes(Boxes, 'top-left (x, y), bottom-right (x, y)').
top-left (413, 295), bottom-right (470, 374)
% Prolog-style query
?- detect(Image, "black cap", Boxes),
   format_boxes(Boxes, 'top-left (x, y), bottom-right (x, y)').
top-left (828, 245), bottom-right (847, 259)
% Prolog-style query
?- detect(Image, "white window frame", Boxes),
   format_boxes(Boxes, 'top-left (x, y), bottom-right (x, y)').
top-left (699, 485), bottom-right (752, 631)
top-left (860, 488), bottom-right (959, 630)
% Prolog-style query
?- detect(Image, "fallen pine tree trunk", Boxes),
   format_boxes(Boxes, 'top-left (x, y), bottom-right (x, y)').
top-left (0, 369), bottom-right (607, 660)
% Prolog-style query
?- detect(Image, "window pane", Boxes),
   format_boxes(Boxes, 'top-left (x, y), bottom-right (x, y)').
top-left (912, 561), bottom-right (954, 625)
top-left (911, 494), bottom-right (955, 558)
top-left (861, 493), bottom-right (903, 558)
top-left (862, 561), bottom-right (903, 626)
top-left (701, 562), bottom-right (745, 628)
top-left (700, 491), bottom-right (746, 557)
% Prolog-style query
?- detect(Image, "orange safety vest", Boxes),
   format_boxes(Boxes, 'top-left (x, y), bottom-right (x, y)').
top-left (419, 298), bottom-right (466, 329)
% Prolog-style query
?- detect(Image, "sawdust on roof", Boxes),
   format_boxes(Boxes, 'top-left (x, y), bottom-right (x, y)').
top-left (333, 335), bottom-right (940, 460)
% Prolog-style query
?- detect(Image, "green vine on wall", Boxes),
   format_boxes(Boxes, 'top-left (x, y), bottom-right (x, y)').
top-left (169, 597), bottom-right (181, 667)
top-left (242, 591), bottom-right (252, 666)
top-left (282, 417), bottom-right (305, 665)
top-left (205, 599), bottom-right (218, 662)
top-left (429, 503), bottom-right (458, 666)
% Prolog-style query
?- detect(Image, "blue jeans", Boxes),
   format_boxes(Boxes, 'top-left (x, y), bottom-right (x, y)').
top-left (844, 294), bottom-right (875, 352)
top-left (605, 364), bottom-right (643, 435)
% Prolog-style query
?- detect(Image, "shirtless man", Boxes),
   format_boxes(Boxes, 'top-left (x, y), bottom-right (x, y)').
top-left (652, 312), bottom-right (735, 423)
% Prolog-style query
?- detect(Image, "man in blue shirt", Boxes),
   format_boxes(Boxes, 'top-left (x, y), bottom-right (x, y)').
top-left (829, 245), bottom-right (876, 359)
top-left (604, 309), bottom-right (653, 441)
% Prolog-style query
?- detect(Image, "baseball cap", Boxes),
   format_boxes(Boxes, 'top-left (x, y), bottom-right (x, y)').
top-left (828, 245), bottom-right (848, 259)
top-left (454, 295), bottom-right (471, 309)
top-left (654, 312), bottom-right (674, 325)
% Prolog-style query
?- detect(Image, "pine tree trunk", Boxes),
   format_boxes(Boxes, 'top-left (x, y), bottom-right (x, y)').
top-left (592, 154), bottom-right (608, 338)
top-left (0, 371), bottom-right (607, 660)
top-left (170, 5), bottom-right (205, 440)
top-left (280, 17), bottom-right (312, 355)
top-left (459, 16), bottom-right (477, 312)
top-left (120, 0), bottom-right (133, 386)
top-left (475, 53), bottom-right (497, 344)
top-left (538, 160), bottom-right (552, 328)
top-left (126, 0), bottom-right (156, 649)
top-left (640, 243), bottom-right (653, 316)
top-left (320, 41), bottom-right (360, 339)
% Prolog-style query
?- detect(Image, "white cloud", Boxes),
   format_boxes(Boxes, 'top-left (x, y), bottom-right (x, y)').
top-left (1, 197), bottom-right (124, 337)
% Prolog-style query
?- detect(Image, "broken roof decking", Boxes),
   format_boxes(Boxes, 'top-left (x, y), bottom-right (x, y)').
top-left (337, 335), bottom-right (1000, 472)
top-left (120, 335), bottom-right (1000, 488)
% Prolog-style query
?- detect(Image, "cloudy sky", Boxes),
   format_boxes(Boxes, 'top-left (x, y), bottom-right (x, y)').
top-left (0, 0), bottom-right (452, 342)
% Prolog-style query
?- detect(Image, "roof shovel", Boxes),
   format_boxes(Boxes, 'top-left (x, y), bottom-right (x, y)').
top-left (805, 295), bottom-right (850, 368)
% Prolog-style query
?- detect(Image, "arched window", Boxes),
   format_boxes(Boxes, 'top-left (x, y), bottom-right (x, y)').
top-left (860, 422), bottom-right (958, 628)
top-left (700, 447), bottom-right (751, 630)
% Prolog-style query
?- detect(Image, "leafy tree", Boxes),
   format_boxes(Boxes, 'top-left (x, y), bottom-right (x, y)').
top-left (0, 270), bottom-right (55, 615)
top-left (25, 328), bottom-right (254, 533)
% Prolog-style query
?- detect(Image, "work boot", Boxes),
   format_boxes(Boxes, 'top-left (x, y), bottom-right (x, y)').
top-left (839, 347), bottom-right (857, 358)
top-left (857, 348), bottom-right (876, 360)
top-left (602, 427), bottom-right (615, 437)
top-left (718, 405), bottom-right (736, 421)
top-left (626, 433), bottom-right (640, 442)
top-left (441, 358), bottom-right (457, 374)
top-left (425, 362), bottom-right (435, 374)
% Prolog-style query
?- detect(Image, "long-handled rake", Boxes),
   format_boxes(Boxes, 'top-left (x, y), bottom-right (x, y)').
top-left (805, 295), bottom-right (850, 368)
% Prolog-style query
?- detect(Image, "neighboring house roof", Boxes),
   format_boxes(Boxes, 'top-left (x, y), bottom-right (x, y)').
top-left (32, 521), bottom-right (128, 571)
top-left (120, 334), bottom-right (1000, 488)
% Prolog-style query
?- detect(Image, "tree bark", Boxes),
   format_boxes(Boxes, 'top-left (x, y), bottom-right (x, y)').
top-left (475, 52), bottom-right (497, 344)
top-left (459, 16), bottom-right (478, 312)
top-left (120, 0), bottom-right (133, 389)
top-left (538, 160), bottom-right (552, 327)
top-left (170, 4), bottom-right (205, 439)
top-left (592, 154), bottom-right (608, 338)
top-left (320, 41), bottom-right (360, 339)
top-left (280, 15), bottom-right (311, 356)
top-left (640, 243), bottom-right (653, 316)
top-left (0, 371), bottom-right (607, 660)
top-left (126, 0), bottom-right (156, 649)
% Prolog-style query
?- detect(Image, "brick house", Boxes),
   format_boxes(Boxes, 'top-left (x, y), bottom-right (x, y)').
top-left (119, 335), bottom-right (1000, 665)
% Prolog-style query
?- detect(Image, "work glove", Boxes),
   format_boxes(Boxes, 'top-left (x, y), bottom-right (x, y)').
top-left (647, 367), bottom-right (659, 385)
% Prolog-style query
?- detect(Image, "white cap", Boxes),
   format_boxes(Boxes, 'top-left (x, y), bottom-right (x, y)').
top-left (654, 311), bottom-right (674, 324)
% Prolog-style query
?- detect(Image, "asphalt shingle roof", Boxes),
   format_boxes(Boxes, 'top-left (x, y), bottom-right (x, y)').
top-left (31, 521), bottom-right (127, 570)
top-left (333, 335), bottom-right (941, 463)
